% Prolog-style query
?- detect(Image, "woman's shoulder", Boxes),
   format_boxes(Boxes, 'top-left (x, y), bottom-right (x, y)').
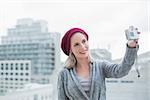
top-left (58, 67), bottom-right (73, 81)
top-left (58, 67), bottom-right (72, 76)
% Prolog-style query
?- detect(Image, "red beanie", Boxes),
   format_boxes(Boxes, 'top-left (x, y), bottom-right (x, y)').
top-left (61, 28), bottom-right (89, 56)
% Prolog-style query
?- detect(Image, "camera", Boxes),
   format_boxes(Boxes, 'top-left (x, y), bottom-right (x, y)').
top-left (125, 26), bottom-right (140, 40)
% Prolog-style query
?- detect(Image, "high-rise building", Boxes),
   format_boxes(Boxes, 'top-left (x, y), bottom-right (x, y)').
top-left (0, 18), bottom-right (61, 84)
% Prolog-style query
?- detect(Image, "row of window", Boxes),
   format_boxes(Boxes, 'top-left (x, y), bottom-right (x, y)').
top-left (0, 44), bottom-right (55, 48)
top-left (0, 66), bottom-right (29, 70)
top-left (1, 78), bottom-right (29, 81)
top-left (34, 94), bottom-right (51, 100)
top-left (0, 86), bottom-right (22, 89)
top-left (0, 82), bottom-right (28, 85)
top-left (0, 89), bottom-right (7, 93)
top-left (106, 80), bottom-right (134, 83)
top-left (0, 45), bottom-right (54, 50)
top-left (0, 72), bottom-right (29, 76)
top-left (1, 63), bottom-right (29, 66)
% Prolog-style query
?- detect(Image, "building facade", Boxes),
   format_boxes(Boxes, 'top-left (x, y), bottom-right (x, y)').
top-left (90, 48), bottom-right (150, 100)
top-left (106, 51), bottom-right (150, 100)
top-left (90, 48), bottom-right (112, 61)
top-left (0, 83), bottom-right (53, 100)
top-left (0, 60), bottom-right (31, 95)
top-left (0, 18), bottom-right (61, 84)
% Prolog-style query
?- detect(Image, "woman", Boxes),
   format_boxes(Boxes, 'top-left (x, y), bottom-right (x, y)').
top-left (58, 27), bottom-right (138, 100)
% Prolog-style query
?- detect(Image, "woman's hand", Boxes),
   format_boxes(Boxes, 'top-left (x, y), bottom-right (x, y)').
top-left (127, 40), bottom-right (138, 48)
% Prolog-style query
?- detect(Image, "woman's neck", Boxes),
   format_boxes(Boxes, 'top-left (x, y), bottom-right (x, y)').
top-left (75, 58), bottom-right (90, 79)
top-left (76, 58), bottom-right (89, 68)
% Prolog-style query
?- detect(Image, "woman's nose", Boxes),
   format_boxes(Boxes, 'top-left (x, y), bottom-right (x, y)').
top-left (80, 43), bottom-right (86, 49)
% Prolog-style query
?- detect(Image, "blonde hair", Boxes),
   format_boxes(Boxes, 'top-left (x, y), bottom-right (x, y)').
top-left (64, 52), bottom-right (92, 68)
top-left (64, 52), bottom-right (77, 68)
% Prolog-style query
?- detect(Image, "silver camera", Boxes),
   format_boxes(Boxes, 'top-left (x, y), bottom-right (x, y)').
top-left (125, 26), bottom-right (140, 40)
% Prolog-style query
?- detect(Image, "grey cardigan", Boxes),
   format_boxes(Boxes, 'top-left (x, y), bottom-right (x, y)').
top-left (57, 46), bottom-right (137, 100)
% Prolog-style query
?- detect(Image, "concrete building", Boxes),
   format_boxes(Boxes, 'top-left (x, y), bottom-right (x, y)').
top-left (0, 60), bottom-right (31, 95)
top-left (0, 83), bottom-right (53, 100)
top-left (106, 51), bottom-right (150, 100)
top-left (89, 48), bottom-right (150, 100)
top-left (90, 48), bottom-right (112, 61)
top-left (0, 18), bottom-right (61, 84)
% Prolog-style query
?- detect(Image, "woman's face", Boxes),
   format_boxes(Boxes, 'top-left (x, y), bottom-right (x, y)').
top-left (70, 32), bottom-right (89, 59)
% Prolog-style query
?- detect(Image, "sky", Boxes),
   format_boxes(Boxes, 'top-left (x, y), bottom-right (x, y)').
top-left (0, 0), bottom-right (149, 61)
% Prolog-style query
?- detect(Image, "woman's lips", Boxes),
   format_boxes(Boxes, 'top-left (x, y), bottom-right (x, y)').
top-left (79, 50), bottom-right (88, 54)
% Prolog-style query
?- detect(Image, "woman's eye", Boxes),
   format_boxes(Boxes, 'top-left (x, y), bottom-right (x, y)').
top-left (74, 43), bottom-right (79, 46)
top-left (82, 39), bottom-right (86, 43)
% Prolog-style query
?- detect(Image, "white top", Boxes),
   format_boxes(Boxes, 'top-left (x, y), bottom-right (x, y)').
top-left (77, 76), bottom-right (91, 97)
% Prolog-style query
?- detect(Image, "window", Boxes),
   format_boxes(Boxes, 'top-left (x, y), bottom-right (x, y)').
top-left (1, 63), bottom-right (3, 67)
top-left (25, 78), bottom-right (29, 81)
top-left (20, 67), bottom-right (23, 70)
top-left (106, 80), bottom-right (118, 83)
top-left (11, 63), bottom-right (13, 67)
top-left (5, 72), bottom-right (8, 75)
top-left (10, 78), bottom-right (13, 80)
top-left (5, 78), bottom-right (8, 80)
top-left (5, 66), bottom-right (8, 70)
top-left (11, 67), bottom-right (13, 70)
top-left (25, 73), bottom-right (29, 76)
top-left (26, 67), bottom-right (29, 70)
top-left (15, 67), bottom-right (18, 70)
top-left (20, 73), bottom-right (24, 75)
top-left (121, 80), bottom-right (134, 83)
top-left (20, 63), bottom-right (24, 67)
top-left (1, 66), bottom-right (3, 70)
top-left (26, 63), bottom-right (29, 67)
top-left (15, 78), bottom-right (18, 81)
top-left (6, 63), bottom-right (8, 66)
top-left (20, 78), bottom-right (23, 81)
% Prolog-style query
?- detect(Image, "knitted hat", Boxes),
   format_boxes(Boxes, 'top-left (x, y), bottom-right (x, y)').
top-left (61, 28), bottom-right (89, 56)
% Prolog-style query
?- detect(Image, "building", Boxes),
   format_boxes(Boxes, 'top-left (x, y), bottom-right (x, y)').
top-left (0, 18), bottom-right (61, 84)
top-left (106, 51), bottom-right (150, 100)
top-left (0, 60), bottom-right (31, 95)
top-left (0, 83), bottom-right (53, 100)
top-left (90, 48), bottom-right (112, 61)
top-left (90, 48), bottom-right (150, 100)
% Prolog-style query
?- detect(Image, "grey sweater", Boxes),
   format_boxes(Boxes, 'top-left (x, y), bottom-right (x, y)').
top-left (57, 46), bottom-right (137, 100)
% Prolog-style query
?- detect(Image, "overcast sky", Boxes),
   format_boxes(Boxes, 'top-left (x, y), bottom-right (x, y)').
top-left (0, 0), bottom-right (149, 61)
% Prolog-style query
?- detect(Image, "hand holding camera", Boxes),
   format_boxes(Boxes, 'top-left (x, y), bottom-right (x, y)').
top-left (125, 26), bottom-right (141, 77)
top-left (125, 26), bottom-right (140, 48)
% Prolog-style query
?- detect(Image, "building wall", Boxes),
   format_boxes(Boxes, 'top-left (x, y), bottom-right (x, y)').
top-left (90, 48), bottom-right (150, 100)
top-left (0, 60), bottom-right (31, 95)
top-left (106, 52), bottom-right (150, 100)
top-left (0, 18), bottom-right (61, 84)
top-left (90, 48), bottom-right (112, 61)
top-left (0, 84), bottom-right (53, 100)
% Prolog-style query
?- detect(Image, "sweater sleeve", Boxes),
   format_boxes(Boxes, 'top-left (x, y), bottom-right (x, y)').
top-left (57, 70), bottom-right (69, 100)
top-left (102, 45), bottom-right (137, 78)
